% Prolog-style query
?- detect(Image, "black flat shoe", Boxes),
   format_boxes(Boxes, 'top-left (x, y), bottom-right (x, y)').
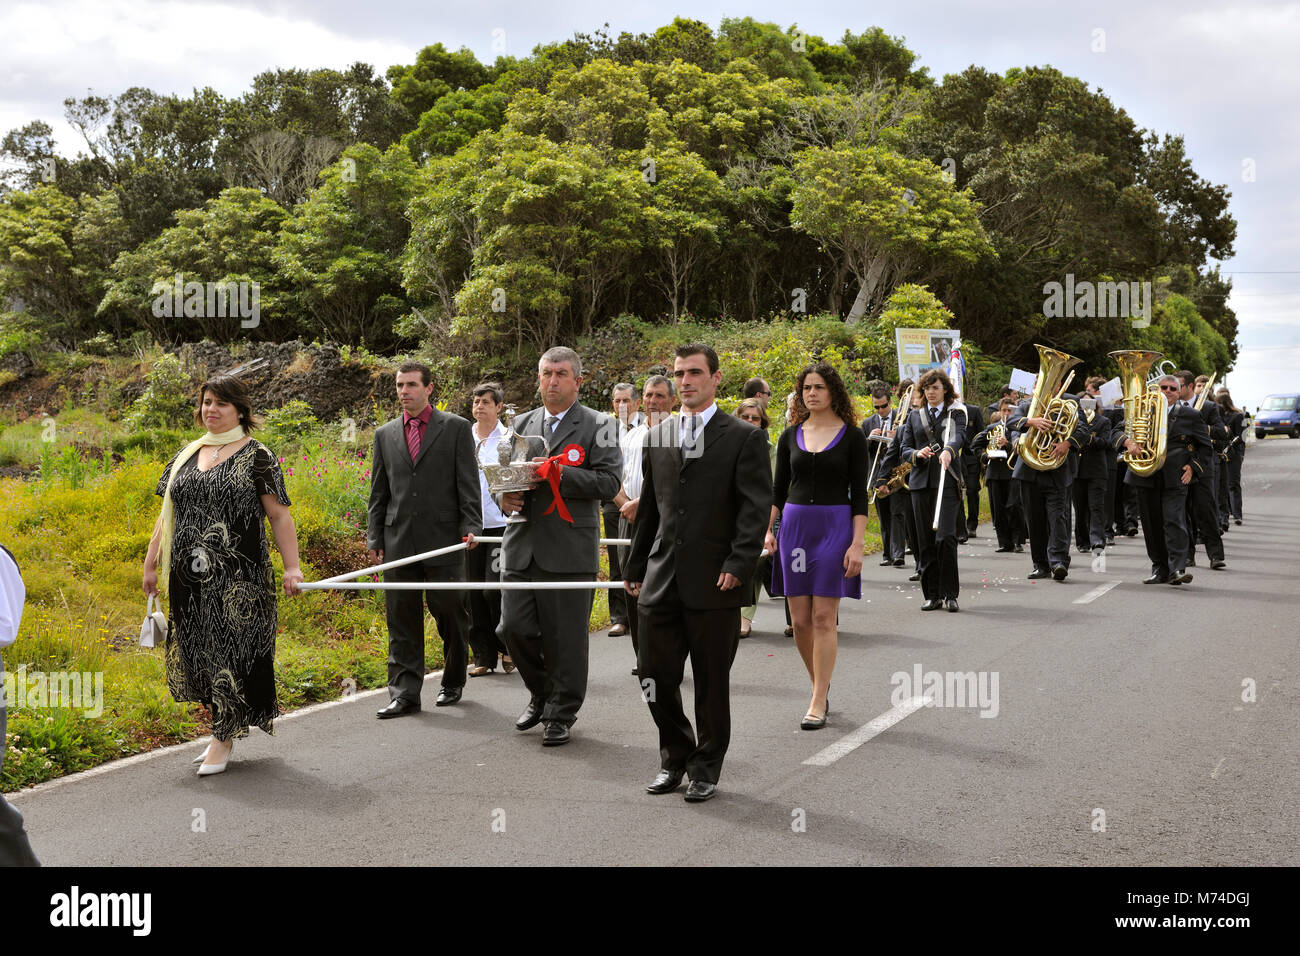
top-left (994, 546), bottom-right (1012, 553)
top-left (1014, 544), bottom-right (1025, 552)
top-left (542, 721), bottom-right (571, 746)
top-left (800, 712), bottom-right (827, 730)
top-left (1027, 568), bottom-right (1049, 580)
top-left (515, 697), bottom-right (543, 731)
top-left (1169, 570), bottom-right (1192, 586)
top-left (376, 699), bottom-right (419, 719)
top-left (1052, 565), bottom-right (1068, 581)
top-left (1143, 573), bottom-right (1169, 584)
top-left (1210, 559), bottom-right (1226, 570)
top-left (879, 557), bottom-right (893, 566)
top-left (684, 780), bottom-right (717, 802)
top-left (908, 572), bottom-right (921, 582)
top-left (946, 598), bottom-right (959, 612)
top-left (893, 559), bottom-right (906, 567)
top-left (646, 769), bottom-right (685, 794)
top-left (921, 598), bottom-right (943, 611)
top-left (435, 686), bottom-right (462, 706)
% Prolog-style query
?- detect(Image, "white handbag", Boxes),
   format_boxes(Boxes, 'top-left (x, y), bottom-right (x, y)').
top-left (139, 594), bottom-right (168, 648)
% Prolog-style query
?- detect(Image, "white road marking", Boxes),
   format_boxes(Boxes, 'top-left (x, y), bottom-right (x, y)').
top-left (1073, 580), bottom-right (1123, 604)
top-left (803, 695), bottom-right (933, 766)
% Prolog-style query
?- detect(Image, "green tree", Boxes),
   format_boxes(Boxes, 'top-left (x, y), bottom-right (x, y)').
top-left (386, 43), bottom-right (491, 122)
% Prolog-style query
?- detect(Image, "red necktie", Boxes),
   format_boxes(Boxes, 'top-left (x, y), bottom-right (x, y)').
top-left (406, 418), bottom-right (422, 462)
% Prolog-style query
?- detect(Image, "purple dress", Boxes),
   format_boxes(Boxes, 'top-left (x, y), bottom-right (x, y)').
top-left (772, 425), bottom-right (861, 599)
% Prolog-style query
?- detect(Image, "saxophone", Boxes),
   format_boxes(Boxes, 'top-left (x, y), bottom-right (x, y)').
top-left (1015, 344), bottom-right (1082, 471)
top-left (1109, 350), bottom-right (1168, 478)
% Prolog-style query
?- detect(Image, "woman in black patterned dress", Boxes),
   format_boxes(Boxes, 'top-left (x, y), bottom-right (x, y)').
top-left (142, 375), bottom-right (303, 776)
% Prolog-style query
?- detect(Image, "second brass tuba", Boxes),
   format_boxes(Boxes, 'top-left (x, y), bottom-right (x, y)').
top-left (1110, 349), bottom-right (1168, 478)
top-left (1016, 344), bottom-right (1082, 471)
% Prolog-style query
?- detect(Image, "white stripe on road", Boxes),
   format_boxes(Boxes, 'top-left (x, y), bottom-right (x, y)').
top-left (803, 695), bottom-right (933, 766)
top-left (1073, 580), bottom-right (1123, 604)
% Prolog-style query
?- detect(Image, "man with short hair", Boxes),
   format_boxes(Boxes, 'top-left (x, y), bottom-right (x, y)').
top-left (498, 347), bottom-right (622, 746)
top-left (466, 382), bottom-right (511, 676)
top-left (603, 384), bottom-right (643, 638)
top-left (742, 377), bottom-right (772, 408)
top-left (1071, 377), bottom-right (1113, 555)
top-left (625, 344), bottom-right (771, 802)
top-left (1117, 374), bottom-right (1210, 585)
top-left (861, 387), bottom-right (904, 566)
top-left (368, 362), bottom-right (482, 717)
top-left (615, 375), bottom-right (676, 667)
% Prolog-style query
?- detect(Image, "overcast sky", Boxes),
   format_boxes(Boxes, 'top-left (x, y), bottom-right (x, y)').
top-left (2, 0), bottom-right (1296, 408)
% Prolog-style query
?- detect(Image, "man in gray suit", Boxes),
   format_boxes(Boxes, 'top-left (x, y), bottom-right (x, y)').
top-left (368, 362), bottom-right (482, 718)
top-left (498, 347), bottom-right (622, 747)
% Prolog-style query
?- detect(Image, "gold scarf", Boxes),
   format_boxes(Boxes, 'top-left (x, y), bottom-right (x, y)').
top-left (158, 425), bottom-right (247, 590)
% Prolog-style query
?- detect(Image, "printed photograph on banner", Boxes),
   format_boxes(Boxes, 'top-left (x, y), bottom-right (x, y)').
top-left (895, 328), bottom-right (961, 383)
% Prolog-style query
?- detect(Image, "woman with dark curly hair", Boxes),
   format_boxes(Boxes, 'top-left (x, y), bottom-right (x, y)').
top-left (765, 362), bottom-right (869, 730)
top-left (142, 374), bottom-right (302, 776)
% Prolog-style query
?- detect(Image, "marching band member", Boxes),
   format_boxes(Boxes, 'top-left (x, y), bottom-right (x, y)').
top-left (1117, 373), bottom-right (1211, 586)
top-left (875, 380), bottom-right (922, 580)
top-left (898, 370), bottom-right (965, 612)
top-left (1071, 378), bottom-right (1113, 556)
top-left (861, 387), bottom-right (905, 568)
top-left (1216, 390), bottom-right (1246, 526)
top-left (972, 400), bottom-right (1025, 553)
top-left (1177, 371), bottom-right (1226, 570)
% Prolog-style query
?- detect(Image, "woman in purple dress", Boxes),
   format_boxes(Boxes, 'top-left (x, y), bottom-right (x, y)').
top-left (765, 362), bottom-right (869, 730)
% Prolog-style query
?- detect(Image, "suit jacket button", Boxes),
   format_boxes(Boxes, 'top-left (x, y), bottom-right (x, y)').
top-left (676, 538), bottom-right (683, 545)
top-left (679, 478), bottom-right (686, 485)
top-left (678, 508), bottom-right (685, 515)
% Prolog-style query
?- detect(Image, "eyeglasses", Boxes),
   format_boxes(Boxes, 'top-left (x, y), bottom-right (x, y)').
top-left (1159, 385), bottom-right (1179, 392)
top-left (757, 390), bottom-right (771, 396)
top-left (873, 403), bottom-right (890, 411)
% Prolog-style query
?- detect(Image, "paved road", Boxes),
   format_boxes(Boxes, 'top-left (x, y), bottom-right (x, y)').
top-left (13, 439), bottom-right (1300, 865)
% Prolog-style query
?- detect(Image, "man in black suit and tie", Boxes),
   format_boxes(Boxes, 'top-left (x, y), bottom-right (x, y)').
top-left (955, 398), bottom-right (984, 541)
top-left (899, 369), bottom-right (966, 611)
top-left (624, 344), bottom-right (771, 802)
top-left (497, 347), bottom-right (622, 747)
top-left (368, 362), bottom-right (482, 718)
top-left (1177, 371), bottom-right (1227, 570)
top-left (1116, 374), bottom-right (1211, 585)
top-left (1071, 383), bottom-right (1113, 555)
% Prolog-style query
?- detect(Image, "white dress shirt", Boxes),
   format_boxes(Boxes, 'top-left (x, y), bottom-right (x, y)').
top-left (473, 421), bottom-right (509, 528)
top-left (0, 545), bottom-right (24, 648)
top-left (679, 402), bottom-right (718, 447)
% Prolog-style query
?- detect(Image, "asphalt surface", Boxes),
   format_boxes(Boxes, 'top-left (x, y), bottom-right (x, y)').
top-left (12, 438), bottom-right (1300, 866)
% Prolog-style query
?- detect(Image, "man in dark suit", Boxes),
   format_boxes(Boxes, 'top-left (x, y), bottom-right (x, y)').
top-left (956, 398), bottom-right (984, 540)
top-left (861, 387), bottom-right (904, 567)
top-left (624, 344), bottom-right (771, 802)
top-left (497, 347), bottom-right (622, 747)
top-left (1006, 385), bottom-right (1087, 581)
top-left (368, 362), bottom-right (482, 718)
top-left (899, 369), bottom-right (966, 611)
top-left (1071, 387), bottom-right (1113, 554)
top-left (1117, 374), bottom-right (1211, 585)
top-left (1178, 371), bottom-right (1227, 570)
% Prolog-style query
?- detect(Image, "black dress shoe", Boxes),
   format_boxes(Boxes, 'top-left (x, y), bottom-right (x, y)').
top-left (1027, 567), bottom-right (1049, 580)
top-left (994, 546), bottom-right (1012, 553)
top-left (376, 699), bottom-right (419, 719)
top-left (956, 535), bottom-right (968, 544)
top-left (1125, 527), bottom-right (1139, 536)
top-left (1014, 544), bottom-right (1025, 552)
top-left (800, 712), bottom-right (827, 730)
top-left (879, 557), bottom-right (893, 566)
top-left (646, 769), bottom-right (685, 794)
top-left (435, 686), bottom-right (462, 707)
top-left (683, 780), bottom-right (717, 802)
top-left (908, 571), bottom-right (921, 582)
top-left (1210, 559), bottom-right (1226, 570)
top-left (609, 623), bottom-right (628, 637)
top-left (894, 559), bottom-right (906, 567)
top-left (1143, 573), bottom-right (1170, 584)
top-left (1052, 565), bottom-right (1068, 581)
top-left (967, 528), bottom-right (978, 538)
top-left (541, 721), bottom-right (571, 746)
top-left (1105, 536), bottom-right (1115, 546)
top-left (945, 598), bottom-right (959, 612)
top-left (514, 697), bottom-right (543, 731)
top-left (1234, 518), bottom-right (1242, 526)
top-left (1169, 570), bottom-right (1192, 586)
top-left (1187, 556), bottom-right (1196, 567)
top-left (921, 598), bottom-right (943, 611)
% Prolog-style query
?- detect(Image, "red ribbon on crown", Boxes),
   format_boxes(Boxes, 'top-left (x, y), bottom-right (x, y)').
top-left (535, 443), bottom-right (586, 523)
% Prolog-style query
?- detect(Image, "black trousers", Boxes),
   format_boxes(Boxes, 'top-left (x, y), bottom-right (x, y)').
top-left (1137, 481), bottom-right (1189, 576)
top-left (876, 495), bottom-right (904, 561)
top-left (385, 560), bottom-right (469, 704)
top-left (1072, 476), bottom-right (1106, 550)
top-left (0, 677), bottom-right (41, 866)
top-left (498, 560), bottom-right (594, 726)
top-left (1103, 460), bottom-right (1117, 535)
top-left (957, 463), bottom-right (981, 533)
top-left (1185, 471), bottom-right (1225, 562)
top-left (899, 489), bottom-right (920, 568)
top-left (638, 581), bottom-right (740, 785)
top-left (911, 484), bottom-right (960, 600)
top-left (1114, 462), bottom-right (1140, 532)
top-left (1025, 481), bottom-right (1071, 570)
top-left (988, 479), bottom-right (1024, 549)
top-left (466, 526), bottom-right (507, 668)
top-left (617, 515), bottom-right (639, 657)
top-left (1226, 454), bottom-right (1243, 520)
top-left (602, 504), bottom-right (628, 627)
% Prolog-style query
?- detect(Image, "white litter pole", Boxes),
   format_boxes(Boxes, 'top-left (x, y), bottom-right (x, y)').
top-left (314, 541), bottom-right (469, 585)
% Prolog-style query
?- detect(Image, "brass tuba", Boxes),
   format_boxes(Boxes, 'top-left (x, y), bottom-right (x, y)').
top-left (1016, 344), bottom-right (1082, 471)
top-left (1110, 349), bottom-right (1168, 478)
top-left (1194, 371), bottom-right (1218, 411)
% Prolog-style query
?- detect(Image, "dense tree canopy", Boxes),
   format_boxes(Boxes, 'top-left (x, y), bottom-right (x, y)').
top-left (0, 16), bottom-right (1237, 382)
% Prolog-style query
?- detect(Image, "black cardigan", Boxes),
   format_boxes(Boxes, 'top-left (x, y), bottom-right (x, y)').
top-left (772, 421), bottom-right (871, 515)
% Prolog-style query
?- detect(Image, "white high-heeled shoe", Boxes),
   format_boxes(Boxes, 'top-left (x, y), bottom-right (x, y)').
top-left (191, 743), bottom-right (211, 764)
top-left (197, 740), bottom-right (232, 776)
